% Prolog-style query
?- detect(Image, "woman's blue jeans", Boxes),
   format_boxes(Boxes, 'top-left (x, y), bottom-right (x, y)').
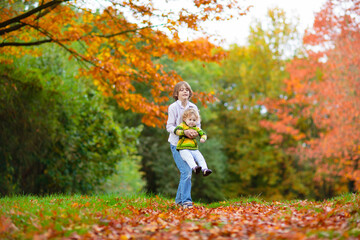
top-left (170, 144), bottom-right (192, 204)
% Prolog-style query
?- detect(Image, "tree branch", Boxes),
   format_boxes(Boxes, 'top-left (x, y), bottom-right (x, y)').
top-left (96, 23), bottom-right (165, 38)
top-left (0, 39), bottom-right (53, 47)
top-left (0, 23), bottom-right (25, 36)
top-left (0, 25), bottom-right (160, 47)
top-left (0, 0), bottom-right (67, 29)
top-left (0, 0), bottom-right (65, 36)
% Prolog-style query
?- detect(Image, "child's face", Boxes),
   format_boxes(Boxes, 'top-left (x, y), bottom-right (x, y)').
top-left (185, 114), bottom-right (197, 127)
top-left (177, 85), bottom-right (190, 101)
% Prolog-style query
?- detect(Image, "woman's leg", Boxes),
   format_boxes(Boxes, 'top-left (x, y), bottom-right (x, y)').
top-left (179, 150), bottom-right (197, 169)
top-left (170, 144), bottom-right (192, 204)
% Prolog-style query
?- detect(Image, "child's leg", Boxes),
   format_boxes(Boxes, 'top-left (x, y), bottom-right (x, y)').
top-left (179, 150), bottom-right (197, 169)
top-left (191, 150), bottom-right (212, 176)
top-left (191, 150), bottom-right (208, 169)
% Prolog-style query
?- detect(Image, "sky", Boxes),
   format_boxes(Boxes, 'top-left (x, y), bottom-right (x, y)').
top-left (89, 0), bottom-right (328, 48)
top-left (197, 0), bottom-right (328, 47)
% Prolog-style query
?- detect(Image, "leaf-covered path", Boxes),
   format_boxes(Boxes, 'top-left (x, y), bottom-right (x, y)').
top-left (1, 194), bottom-right (359, 239)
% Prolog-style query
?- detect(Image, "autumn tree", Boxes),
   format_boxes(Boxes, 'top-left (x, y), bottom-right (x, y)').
top-left (209, 8), bottom-right (310, 200)
top-left (261, 0), bottom-right (360, 196)
top-left (0, 0), bottom-right (250, 126)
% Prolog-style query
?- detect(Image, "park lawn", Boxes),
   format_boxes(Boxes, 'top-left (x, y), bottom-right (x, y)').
top-left (0, 193), bottom-right (359, 239)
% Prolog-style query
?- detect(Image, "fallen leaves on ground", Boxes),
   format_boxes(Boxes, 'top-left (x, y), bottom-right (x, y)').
top-left (1, 194), bottom-right (359, 239)
top-left (74, 199), bottom-right (360, 240)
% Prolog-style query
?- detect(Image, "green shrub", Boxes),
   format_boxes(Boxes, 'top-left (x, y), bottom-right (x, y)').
top-left (0, 47), bottom-right (144, 195)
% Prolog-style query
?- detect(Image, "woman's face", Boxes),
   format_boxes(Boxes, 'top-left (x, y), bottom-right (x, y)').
top-left (177, 85), bottom-right (190, 101)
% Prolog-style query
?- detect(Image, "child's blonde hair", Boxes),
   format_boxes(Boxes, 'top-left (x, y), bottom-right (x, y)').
top-left (172, 81), bottom-right (193, 100)
top-left (182, 108), bottom-right (200, 122)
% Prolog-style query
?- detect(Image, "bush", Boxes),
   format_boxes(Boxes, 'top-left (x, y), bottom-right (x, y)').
top-left (0, 48), bottom-right (144, 195)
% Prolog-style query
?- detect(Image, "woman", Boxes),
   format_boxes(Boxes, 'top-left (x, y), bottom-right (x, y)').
top-left (166, 81), bottom-right (199, 208)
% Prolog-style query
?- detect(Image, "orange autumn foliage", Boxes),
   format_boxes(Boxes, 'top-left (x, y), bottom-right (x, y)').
top-left (261, 0), bottom-right (360, 190)
top-left (0, 0), bottom-right (250, 127)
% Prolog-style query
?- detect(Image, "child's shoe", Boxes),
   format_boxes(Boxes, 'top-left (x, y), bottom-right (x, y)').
top-left (193, 166), bottom-right (202, 174)
top-left (203, 169), bottom-right (212, 176)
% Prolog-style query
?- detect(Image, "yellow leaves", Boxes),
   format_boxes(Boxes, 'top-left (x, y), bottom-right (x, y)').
top-left (119, 234), bottom-right (129, 240)
top-left (97, 50), bottom-right (111, 61)
top-left (82, 12), bottom-right (94, 23)
top-left (71, 201), bottom-right (91, 209)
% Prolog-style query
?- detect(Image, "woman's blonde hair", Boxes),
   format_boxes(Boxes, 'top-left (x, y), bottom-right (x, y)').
top-left (172, 81), bottom-right (193, 100)
top-left (182, 108), bottom-right (200, 122)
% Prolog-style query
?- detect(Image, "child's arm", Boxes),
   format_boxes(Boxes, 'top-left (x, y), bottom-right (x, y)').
top-left (174, 125), bottom-right (185, 137)
top-left (197, 128), bottom-right (207, 143)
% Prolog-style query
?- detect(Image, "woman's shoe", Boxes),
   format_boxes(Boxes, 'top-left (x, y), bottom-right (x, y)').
top-left (182, 202), bottom-right (193, 208)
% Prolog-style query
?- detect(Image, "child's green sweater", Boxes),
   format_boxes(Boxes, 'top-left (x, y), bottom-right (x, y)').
top-left (174, 122), bottom-right (207, 150)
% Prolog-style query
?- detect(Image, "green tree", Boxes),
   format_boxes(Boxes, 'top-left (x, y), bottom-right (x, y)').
top-left (0, 44), bottom-right (144, 195)
top-left (211, 8), bottom-right (312, 200)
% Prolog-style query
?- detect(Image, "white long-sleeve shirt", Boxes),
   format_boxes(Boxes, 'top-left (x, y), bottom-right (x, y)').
top-left (166, 100), bottom-right (200, 146)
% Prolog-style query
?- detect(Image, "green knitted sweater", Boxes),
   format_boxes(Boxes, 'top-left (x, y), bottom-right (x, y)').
top-left (174, 122), bottom-right (207, 150)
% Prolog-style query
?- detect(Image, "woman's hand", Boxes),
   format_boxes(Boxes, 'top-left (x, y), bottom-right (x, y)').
top-left (184, 129), bottom-right (198, 139)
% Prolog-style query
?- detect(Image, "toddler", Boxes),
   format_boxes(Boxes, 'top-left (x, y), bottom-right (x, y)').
top-left (174, 108), bottom-right (212, 176)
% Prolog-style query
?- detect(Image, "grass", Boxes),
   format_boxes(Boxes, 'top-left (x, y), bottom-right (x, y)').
top-left (0, 193), bottom-right (172, 239)
top-left (1, 193), bottom-right (359, 239)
